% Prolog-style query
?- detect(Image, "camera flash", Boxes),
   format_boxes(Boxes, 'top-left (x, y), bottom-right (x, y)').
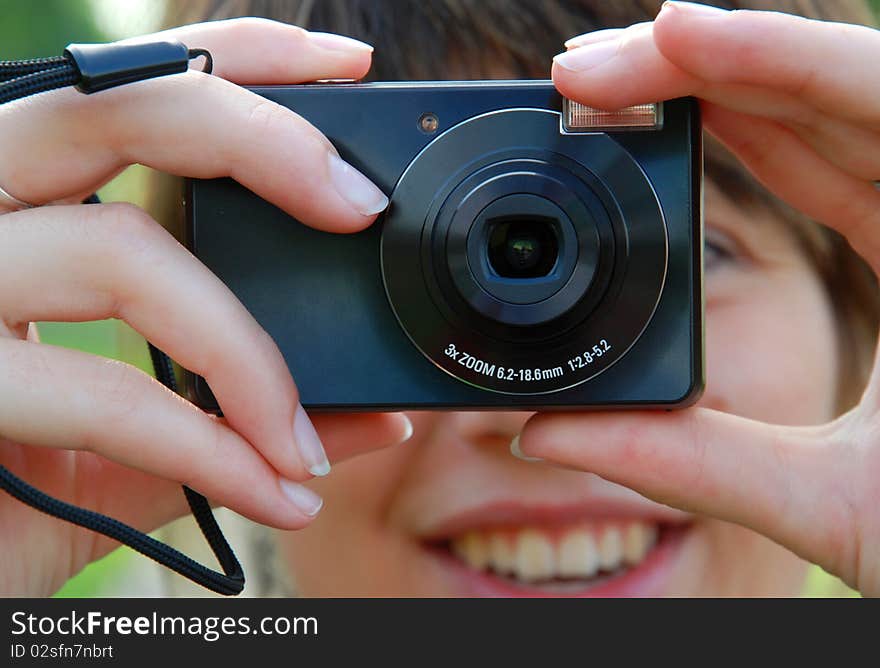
top-left (562, 99), bottom-right (662, 132)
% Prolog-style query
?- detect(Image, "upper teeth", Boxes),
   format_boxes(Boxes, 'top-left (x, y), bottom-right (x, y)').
top-left (450, 522), bottom-right (658, 583)
top-left (558, 531), bottom-right (599, 578)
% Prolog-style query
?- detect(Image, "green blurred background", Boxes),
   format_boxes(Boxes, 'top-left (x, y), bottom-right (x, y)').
top-left (2, 0), bottom-right (874, 597)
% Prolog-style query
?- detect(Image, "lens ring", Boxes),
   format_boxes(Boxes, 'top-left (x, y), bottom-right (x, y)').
top-left (428, 156), bottom-right (619, 344)
top-left (381, 108), bottom-right (667, 394)
top-left (471, 194), bottom-right (573, 302)
top-left (443, 169), bottom-right (600, 324)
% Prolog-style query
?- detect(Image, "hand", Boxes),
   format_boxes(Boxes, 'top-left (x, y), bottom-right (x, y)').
top-left (515, 2), bottom-right (880, 594)
top-left (0, 19), bottom-right (411, 596)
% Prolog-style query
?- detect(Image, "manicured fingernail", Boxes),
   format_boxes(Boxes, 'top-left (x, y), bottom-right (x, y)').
top-left (662, 1), bottom-right (728, 17)
top-left (328, 152), bottom-right (389, 216)
top-left (399, 414), bottom-right (414, 444)
top-left (308, 31), bottom-right (373, 52)
top-left (279, 478), bottom-right (324, 516)
top-left (553, 39), bottom-right (619, 73)
top-left (510, 435), bottom-right (544, 463)
top-left (294, 404), bottom-right (331, 477)
top-left (564, 28), bottom-right (624, 50)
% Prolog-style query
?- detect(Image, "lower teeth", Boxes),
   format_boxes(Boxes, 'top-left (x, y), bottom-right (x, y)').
top-left (494, 567), bottom-right (628, 587)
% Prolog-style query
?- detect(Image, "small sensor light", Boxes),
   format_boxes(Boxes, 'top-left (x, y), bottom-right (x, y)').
top-left (419, 112), bottom-right (440, 134)
top-left (562, 99), bottom-right (662, 132)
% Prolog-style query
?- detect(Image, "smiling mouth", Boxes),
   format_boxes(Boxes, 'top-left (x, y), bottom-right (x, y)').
top-left (430, 520), bottom-right (672, 591)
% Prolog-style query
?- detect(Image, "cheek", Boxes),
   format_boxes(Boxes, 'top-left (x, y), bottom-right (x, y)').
top-left (277, 438), bottom-right (422, 596)
top-left (703, 270), bottom-right (837, 425)
top-left (672, 521), bottom-right (809, 595)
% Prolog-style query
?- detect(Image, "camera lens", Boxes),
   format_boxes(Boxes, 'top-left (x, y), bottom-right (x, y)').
top-left (381, 108), bottom-right (668, 395)
top-left (488, 217), bottom-right (558, 279)
top-left (449, 190), bottom-right (593, 324)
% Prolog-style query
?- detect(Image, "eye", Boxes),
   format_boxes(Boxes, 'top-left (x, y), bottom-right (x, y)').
top-left (704, 229), bottom-right (735, 270)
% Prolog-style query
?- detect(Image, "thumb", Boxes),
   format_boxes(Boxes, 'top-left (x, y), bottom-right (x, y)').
top-left (513, 408), bottom-right (862, 588)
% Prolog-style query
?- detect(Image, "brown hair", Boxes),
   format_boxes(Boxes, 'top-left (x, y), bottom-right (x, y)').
top-left (162, 0), bottom-right (879, 413)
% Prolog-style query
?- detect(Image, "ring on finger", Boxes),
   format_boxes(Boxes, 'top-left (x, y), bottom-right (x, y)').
top-left (0, 183), bottom-right (35, 211)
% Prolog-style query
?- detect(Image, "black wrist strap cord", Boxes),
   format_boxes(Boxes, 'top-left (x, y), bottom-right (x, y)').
top-left (0, 41), bottom-right (245, 596)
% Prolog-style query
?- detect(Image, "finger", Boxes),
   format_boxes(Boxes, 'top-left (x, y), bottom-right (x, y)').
top-left (651, 2), bottom-right (880, 127)
top-left (514, 409), bottom-right (861, 586)
top-left (146, 17), bottom-right (373, 84)
top-left (784, 113), bottom-right (880, 182)
top-left (701, 102), bottom-right (880, 272)
top-left (7, 414), bottom-right (413, 563)
top-left (0, 338), bottom-right (322, 530)
top-left (558, 29), bottom-right (819, 132)
top-left (552, 20), bottom-right (702, 112)
top-left (314, 413), bottom-right (413, 463)
top-left (0, 203), bottom-right (364, 482)
top-left (564, 22), bottom-right (651, 50)
top-left (0, 27), bottom-right (386, 229)
top-left (553, 6), bottom-right (880, 136)
top-left (31, 413), bottom-right (413, 557)
top-left (683, 81), bottom-right (880, 184)
top-left (555, 21), bottom-right (880, 208)
top-left (555, 19), bottom-right (830, 126)
top-left (557, 32), bottom-right (809, 121)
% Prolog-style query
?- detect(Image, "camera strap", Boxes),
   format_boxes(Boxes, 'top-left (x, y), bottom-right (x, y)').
top-left (0, 42), bottom-right (246, 596)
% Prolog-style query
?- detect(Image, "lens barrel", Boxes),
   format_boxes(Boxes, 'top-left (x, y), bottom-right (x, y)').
top-left (381, 108), bottom-right (667, 394)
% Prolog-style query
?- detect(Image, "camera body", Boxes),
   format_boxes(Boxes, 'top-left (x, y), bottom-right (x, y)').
top-left (185, 81), bottom-right (703, 411)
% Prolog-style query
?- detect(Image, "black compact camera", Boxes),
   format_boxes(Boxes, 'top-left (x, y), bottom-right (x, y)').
top-left (185, 81), bottom-right (703, 411)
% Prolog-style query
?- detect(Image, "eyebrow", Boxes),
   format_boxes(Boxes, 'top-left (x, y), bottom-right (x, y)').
top-left (703, 150), bottom-right (790, 233)
top-left (705, 152), bottom-right (763, 211)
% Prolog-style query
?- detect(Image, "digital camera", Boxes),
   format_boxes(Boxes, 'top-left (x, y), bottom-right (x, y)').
top-left (185, 81), bottom-right (703, 411)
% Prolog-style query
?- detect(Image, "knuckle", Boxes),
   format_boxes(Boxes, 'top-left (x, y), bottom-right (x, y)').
top-left (179, 421), bottom-right (226, 491)
top-left (729, 126), bottom-right (777, 173)
top-left (615, 29), bottom-right (638, 57)
top-left (75, 203), bottom-right (182, 321)
top-left (94, 203), bottom-right (174, 280)
top-left (787, 64), bottom-right (820, 101)
top-left (616, 413), bottom-right (709, 493)
top-left (98, 359), bottom-right (144, 414)
top-left (228, 16), bottom-right (274, 31)
top-left (251, 326), bottom-right (285, 368)
top-left (244, 98), bottom-right (294, 137)
top-left (80, 359), bottom-right (145, 452)
top-left (229, 16), bottom-right (305, 41)
top-left (249, 331), bottom-right (288, 385)
top-left (616, 420), bottom-right (662, 469)
top-left (88, 202), bottom-right (159, 254)
top-left (220, 19), bottom-right (310, 82)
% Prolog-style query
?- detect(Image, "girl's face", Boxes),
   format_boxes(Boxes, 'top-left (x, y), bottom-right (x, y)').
top-left (277, 180), bottom-right (839, 596)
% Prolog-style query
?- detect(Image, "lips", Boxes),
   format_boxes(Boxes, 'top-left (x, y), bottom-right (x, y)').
top-left (448, 520), bottom-right (660, 583)
top-left (416, 501), bottom-right (690, 596)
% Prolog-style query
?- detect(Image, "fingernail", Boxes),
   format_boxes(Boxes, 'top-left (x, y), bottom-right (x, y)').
top-left (399, 414), bottom-right (414, 444)
top-left (510, 435), bottom-right (544, 463)
top-left (328, 152), bottom-right (389, 217)
top-left (564, 28), bottom-right (624, 50)
top-left (308, 31), bottom-right (374, 52)
top-left (294, 404), bottom-right (331, 477)
top-left (553, 39), bottom-right (619, 73)
top-left (279, 478), bottom-right (324, 516)
top-left (662, 1), bottom-right (728, 17)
